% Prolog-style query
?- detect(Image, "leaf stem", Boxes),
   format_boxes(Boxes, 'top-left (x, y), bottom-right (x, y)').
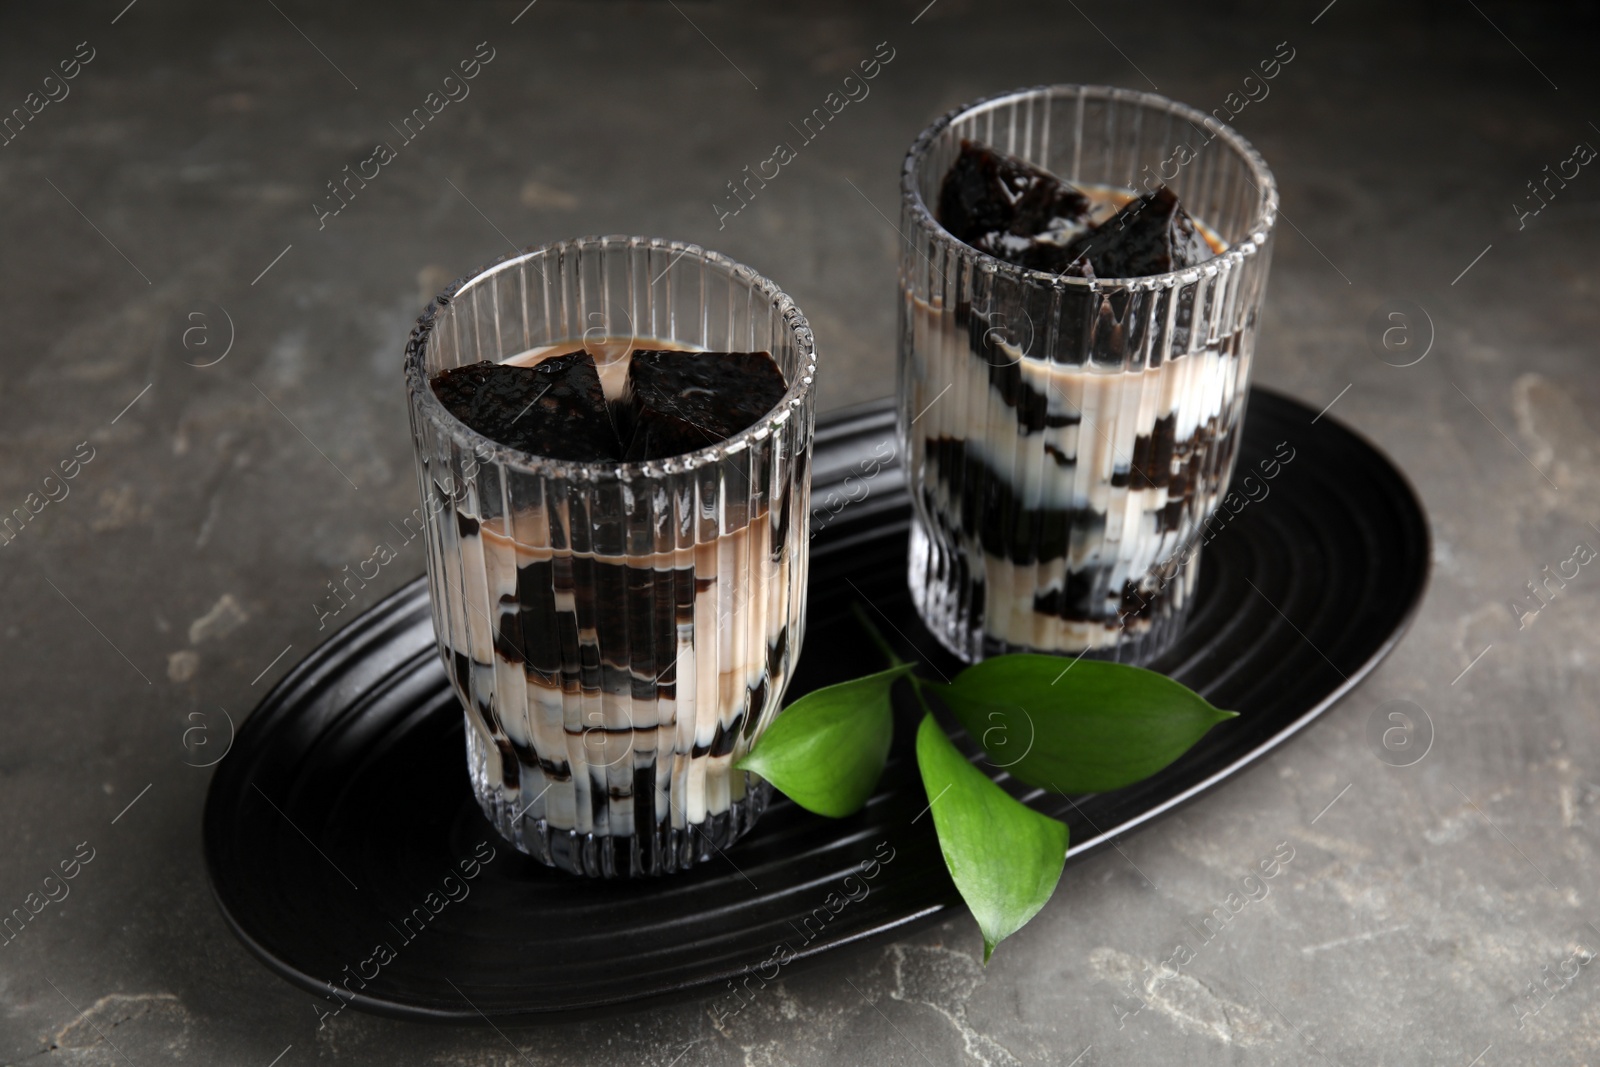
top-left (905, 669), bottom-right (933, 714)
top-left (851, 602), bottom-right (909, 670)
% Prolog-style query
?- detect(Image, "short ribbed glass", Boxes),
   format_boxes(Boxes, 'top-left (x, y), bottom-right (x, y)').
top-left (899, 85), bottom-right (1278, 664)
top-left (404, 236), bottom-right (817, 877)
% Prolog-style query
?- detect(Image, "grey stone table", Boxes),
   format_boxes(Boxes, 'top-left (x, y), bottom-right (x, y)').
top-left (3, 1), bottom-right (1597, 1063)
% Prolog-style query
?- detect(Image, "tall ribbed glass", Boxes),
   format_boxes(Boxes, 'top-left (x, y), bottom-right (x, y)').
top-left (404, 236), bottom-right (817, 877)
top-left (899, 86), bottom-right (1278, 663)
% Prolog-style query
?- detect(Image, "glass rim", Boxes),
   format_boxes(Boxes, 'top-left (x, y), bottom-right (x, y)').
top-left (901, 84), bottom-right (1280, 293)
top-left (404, 234), bottom-right (819, 481)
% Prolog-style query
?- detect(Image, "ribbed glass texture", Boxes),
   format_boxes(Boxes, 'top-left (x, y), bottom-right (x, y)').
top-left (404, 236), bottom-right (817, 877)
top-left (898, 86), bottom-right (1279, 664)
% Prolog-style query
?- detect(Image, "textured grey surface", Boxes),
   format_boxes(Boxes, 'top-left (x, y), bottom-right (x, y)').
top-left (2, 0), bottom-right (1598, 1063)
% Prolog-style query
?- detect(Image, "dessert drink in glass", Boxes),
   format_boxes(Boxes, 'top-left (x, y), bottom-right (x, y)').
top-left (898, 85), bottom-right (1278, 663)
top-left (404, 236), bottom-right (817, 877)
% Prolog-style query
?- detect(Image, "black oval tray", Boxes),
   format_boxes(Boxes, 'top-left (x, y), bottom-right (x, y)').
top-left (203, 388), bottom-right (1429, 1024)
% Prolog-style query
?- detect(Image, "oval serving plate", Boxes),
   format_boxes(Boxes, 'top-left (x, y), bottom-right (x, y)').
top-left (203, 388), bottom-right (1429, 1024)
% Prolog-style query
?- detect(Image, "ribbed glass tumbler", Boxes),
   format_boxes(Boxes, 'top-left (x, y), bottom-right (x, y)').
top-left (899, 85), bottom-right (1278, 664)
top-left (404, 236), bottom-right (818, 877)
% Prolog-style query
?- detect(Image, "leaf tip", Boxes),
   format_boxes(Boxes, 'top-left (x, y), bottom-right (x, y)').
top-left (982, 938), bottom-right (996, 965)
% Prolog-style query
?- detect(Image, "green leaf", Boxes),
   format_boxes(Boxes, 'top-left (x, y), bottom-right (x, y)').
top-left (736, 663), bottom-right (912, 818)
top-left (916, 713), bottom-right (1068, 962)
top-left (929, 655), bottom-right (1236, 795)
